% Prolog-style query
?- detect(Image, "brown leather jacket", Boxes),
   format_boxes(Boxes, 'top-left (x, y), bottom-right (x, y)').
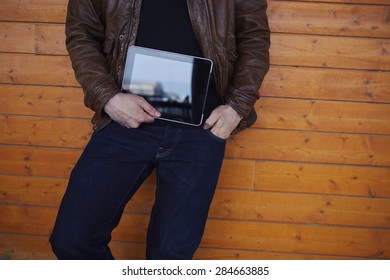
top-left (65, 0), bottom-right (270, 133)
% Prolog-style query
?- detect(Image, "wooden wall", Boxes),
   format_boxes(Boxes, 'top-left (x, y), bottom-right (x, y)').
top-left (0, 0), bottom-right (389, 260)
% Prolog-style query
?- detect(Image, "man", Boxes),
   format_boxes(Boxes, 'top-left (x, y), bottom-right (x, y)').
top-left (50, 0), bottom-right (270, 260)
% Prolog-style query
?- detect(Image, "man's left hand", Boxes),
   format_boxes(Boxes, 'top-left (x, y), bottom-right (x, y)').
top-left (204, 105), bottom-right (242, 139)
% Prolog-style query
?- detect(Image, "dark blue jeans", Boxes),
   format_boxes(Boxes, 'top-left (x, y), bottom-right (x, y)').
top-left (49, 121), bottom-right (226, 260)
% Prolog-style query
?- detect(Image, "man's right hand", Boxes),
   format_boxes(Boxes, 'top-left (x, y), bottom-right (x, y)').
top-left (103, 93), bottom-right (161, 128)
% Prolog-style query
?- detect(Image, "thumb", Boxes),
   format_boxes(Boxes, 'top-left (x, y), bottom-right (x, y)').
top-left (137, 98), bottom-right (161, 118)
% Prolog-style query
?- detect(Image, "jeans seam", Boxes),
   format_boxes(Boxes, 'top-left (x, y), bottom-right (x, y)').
top-left (156, 128), bottom-right (182, 158)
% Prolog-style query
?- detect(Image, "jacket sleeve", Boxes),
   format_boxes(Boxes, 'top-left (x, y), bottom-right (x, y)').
top-left (65, 0), bottom-right (119, 116)
top-left (226, 0), bottom-right (270, 119)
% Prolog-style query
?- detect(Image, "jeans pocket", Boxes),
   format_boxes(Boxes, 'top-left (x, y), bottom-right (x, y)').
top-left (205, 129), bottom-right (227, 143)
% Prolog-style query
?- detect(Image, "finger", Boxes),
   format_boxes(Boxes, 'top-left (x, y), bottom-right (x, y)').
top-left (204, 107), bottom-right (222, 129)
top-left (132, 108), bottom-right (155, 124)
top-left (142, 111), bottom-right (157, 123)
top-left (137, 98), bottom-right (161, 118)
top-left (210, 120), bottom-right (230, 139)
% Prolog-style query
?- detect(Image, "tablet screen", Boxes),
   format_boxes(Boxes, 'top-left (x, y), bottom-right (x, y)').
top-left (122, 46), bottom-right (213, 126)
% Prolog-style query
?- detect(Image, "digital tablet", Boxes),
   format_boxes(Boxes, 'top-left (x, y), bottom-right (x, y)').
top-left (121, 46), bottom-right (213, 126)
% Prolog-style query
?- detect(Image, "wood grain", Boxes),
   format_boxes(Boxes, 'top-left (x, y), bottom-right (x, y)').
top-left (276, 0), bottom-right (390, 5)
top-left (0, 116), bottom-right (93, 148)
top-left (269, 1), bottom-right (390, 38)
top-left (201, 219), bottom-right (390, 258)
top-left (0, 0), bottom-right (67, 23)
top-left (254, 161), bottom-right (390, 198)
top-left (271, 33), bottom-right (389, 71)
top-left (0, 54), bottom-right (77, 87)
top-left (261, 66), bottom-right (390, 103)
top-left (254, 98), bottom-right (390, 134)
top-left (226, 130), bottom-right (390, 166)
top-left (0, 85), bottom-right (90, 119)
top-left (0, 146), bottom-right (80, 178)
top-left (0, 23), bottom-right (34, 54)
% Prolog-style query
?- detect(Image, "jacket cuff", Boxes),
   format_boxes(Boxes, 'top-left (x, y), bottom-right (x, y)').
top-left (225, 85), bottom-right (257, 119)
top-left (83, 77), bottom-right (120, 118)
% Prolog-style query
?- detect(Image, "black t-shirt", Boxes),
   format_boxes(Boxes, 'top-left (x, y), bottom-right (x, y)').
top-left (135, 0), bottom-right (221, 118)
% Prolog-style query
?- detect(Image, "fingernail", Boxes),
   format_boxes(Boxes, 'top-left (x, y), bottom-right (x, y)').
top-left (155, 111), bottom-right (161, 117)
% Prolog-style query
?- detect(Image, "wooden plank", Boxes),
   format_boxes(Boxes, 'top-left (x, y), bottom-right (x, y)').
top-left (0, 54), bottom-right (78, 87)
top-left (201, 219), bottom-right (390, 258)
top-left (0, 85), bottom-right (90, 119)
top-left (194, 247), bottom-right (366, 260)
top-left (1, 205), bottom-right (388, 258)
top-left (254, 161), bottom-right (390, 198)
top-left (271, 33), bottom-right (390, 71)
top-left (218, 160), bottom-right (254, 190)
top-left (0, 146), bottom-right (80, 178)
top-left (131, 188), bottom-right (390, 228)
top-left (34, 24), bottom-right (66, 55)
top-left (254, 98), bottom-right (390, 135)
top-left (209, 189), bottom-right (390, 228)
top-left (0, 116), bottom-right (93, 148)
top-left (0, 23), bottom-right (34, 54)
top-left (0, 234), bottom-right (56, 260)
top-left (226, 129), bottom-right (390, 166)
top-left (275, 0), bottom-right (390, 5)
top-left (0, 234), bottom-right (363, 260)
top-left (261, 66), bottom-right (390, 103)
top-left (0, 0), bottom-right (67, 23)
top-left (0, 205), bottom-right (58, 236)
top-left (268, 1), bottom-right (390, 38)
top-left (0, 175), bottom-right (66, 207)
